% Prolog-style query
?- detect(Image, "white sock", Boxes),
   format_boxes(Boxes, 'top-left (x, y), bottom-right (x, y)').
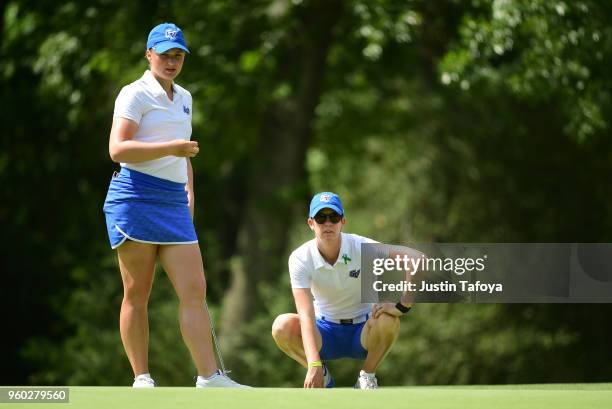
top-left (360, 370), bottom-right (375, 378)
top-left (198, 370), bottom-right (220, 381)
top-left (135, 373), bottom-right (152, 379)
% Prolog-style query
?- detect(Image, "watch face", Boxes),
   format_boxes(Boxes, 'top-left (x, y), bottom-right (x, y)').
top-left (396, 303), bottom-right (411, 313)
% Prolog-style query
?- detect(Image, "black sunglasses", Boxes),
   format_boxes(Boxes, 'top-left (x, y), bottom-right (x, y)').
top-left (313, 211), bottom-right (342, 224)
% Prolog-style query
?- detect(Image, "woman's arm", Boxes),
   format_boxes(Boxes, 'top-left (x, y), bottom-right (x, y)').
top-left (292, 288), bottom-right (325, 388)
top-left (108, 117), bottom-right (199, 163)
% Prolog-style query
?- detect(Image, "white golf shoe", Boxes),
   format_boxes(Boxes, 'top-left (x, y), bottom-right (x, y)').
top-left (354, 370), bottom-right (378, 389)
top-left (196, 370), bottom-right (251, 388)
top-left (133, 373), bottom-right (156, 388)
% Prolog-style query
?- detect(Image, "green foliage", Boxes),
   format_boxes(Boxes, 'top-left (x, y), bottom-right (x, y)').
top-left (440, 0), bottom-right (612, 140)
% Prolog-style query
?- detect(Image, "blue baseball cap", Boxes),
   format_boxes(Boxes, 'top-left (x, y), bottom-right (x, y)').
top-left (147, 23), bottom-right (190, 54)
top-left (309, 192), bottom-right (344, 218)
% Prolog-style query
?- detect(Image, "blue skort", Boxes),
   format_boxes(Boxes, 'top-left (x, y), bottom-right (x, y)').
top-left (317, 318), bottom-right (368, 360)
top-left (102, 167), bottom-right (198, 249)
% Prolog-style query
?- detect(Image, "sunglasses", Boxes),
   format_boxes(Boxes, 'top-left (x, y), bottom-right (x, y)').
top-left (313, 212), bottom-right (343, 224)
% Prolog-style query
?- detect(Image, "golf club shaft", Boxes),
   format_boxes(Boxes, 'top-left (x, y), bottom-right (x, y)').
top-left (204, 300), bottom-right (227, 374)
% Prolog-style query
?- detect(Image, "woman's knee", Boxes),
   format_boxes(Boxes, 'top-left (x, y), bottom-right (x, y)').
top-left (176, 274), bottom-right (207, 304)
top-left (271, 314), bottom-right (300, 343)
top-left (372, 313), bottom-right (400, 336)
top-left (123, 283), bottom-right (152, 307)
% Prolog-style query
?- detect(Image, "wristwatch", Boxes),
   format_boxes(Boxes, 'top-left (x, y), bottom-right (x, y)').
top-left (395, 302), bottom-right (411, 314)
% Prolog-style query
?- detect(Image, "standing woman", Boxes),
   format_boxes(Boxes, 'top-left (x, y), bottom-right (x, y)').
top-left (103, 23), bottom-right (247, 388)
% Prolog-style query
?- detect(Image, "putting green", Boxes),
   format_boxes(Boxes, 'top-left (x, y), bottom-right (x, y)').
top-left (5, 384), bottom-right (612, 409)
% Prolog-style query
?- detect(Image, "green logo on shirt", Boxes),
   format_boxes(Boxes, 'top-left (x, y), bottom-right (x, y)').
top-left (342, 254), bottom-right (351, 264)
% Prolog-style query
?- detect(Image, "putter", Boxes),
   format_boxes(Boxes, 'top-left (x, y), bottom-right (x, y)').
top-left (204, 300), bottom-right (228, 374)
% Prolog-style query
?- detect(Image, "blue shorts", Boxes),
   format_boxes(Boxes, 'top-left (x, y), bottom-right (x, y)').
top-left (316, 318), bottom-right (368, 360)
top-left (102, 167), bottom-right (198, 249)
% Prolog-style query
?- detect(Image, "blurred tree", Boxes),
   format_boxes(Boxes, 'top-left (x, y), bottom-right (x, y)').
top-left (176, 0), bottom-right (346, 353)
top-left (440, 0), bottom-right (612, 141)
top-left (1, 0), bottom-right (145, 384)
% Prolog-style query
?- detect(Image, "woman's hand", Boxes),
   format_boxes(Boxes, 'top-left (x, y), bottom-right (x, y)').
top-left (371, 303), bottom-right (403, 318)
top-left (303, 366), bottom-right (324, 388)
top-left (170, 140), bottom-right (199, 157)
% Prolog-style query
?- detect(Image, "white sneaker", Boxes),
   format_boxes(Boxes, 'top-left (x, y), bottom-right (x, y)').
top-left (133, 373), bottom-right (156, 388)
top-left (354, 370), bottom-right (378, 389)
top-left (196, 370), bottom-right (251, 388)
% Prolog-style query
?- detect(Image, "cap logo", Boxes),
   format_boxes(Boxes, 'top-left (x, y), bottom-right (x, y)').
top-left (165, 29), bottom-right (178, 40)
top-left (320, 194), bottom-right (332, 202)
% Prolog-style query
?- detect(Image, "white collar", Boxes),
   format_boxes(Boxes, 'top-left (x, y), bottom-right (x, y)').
top-left (142, 70), bottom-right (180, 99)
top-left (310, 232), bottom-right (350, 270)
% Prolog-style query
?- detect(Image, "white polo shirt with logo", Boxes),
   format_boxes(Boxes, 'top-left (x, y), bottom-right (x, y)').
top-left (113, 70), bottom-right (193, 183)
top-left (289, 232), bottom-right (378, 320)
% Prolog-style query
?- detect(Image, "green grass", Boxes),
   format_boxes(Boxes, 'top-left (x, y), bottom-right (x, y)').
top-left (6, 384), bottom-right (612, 409)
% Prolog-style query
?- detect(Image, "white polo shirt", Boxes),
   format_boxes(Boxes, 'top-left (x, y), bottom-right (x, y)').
top-left (289, 232), bottom-right (378, 320)
top-left (113, 70), bottom-right (193, 183)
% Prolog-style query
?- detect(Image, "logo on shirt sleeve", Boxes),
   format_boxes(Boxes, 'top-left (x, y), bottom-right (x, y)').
top-left (183, 105), bottom-right (190, 114)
